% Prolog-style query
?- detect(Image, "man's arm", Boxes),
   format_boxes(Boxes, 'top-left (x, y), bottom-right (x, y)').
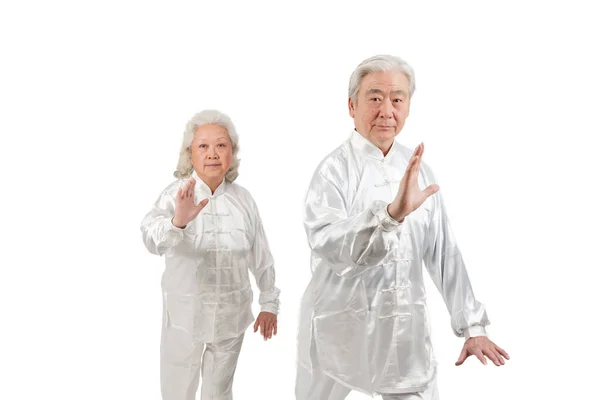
top-left (422, 187), bottom-right (490, 338)
top-left (305, 169), bottom-right (405, 278)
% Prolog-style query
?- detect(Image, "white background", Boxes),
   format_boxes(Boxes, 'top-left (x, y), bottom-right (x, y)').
top-left (1, 0), bottom-right (599, 399)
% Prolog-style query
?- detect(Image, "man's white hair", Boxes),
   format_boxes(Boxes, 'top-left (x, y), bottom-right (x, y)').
top-left (348, 55), bottom-right (416, 102)
top-left (173, 109), bottom-right (240, 182)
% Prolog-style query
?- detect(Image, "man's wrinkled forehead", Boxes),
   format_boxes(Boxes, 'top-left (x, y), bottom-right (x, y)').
top-left (365, 88), bottom-right (408, 97)
top-left (359, 71), bottom-right (410, 95)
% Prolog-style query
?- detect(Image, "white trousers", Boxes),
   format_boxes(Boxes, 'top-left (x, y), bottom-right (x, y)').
top-left (160, 325), bottom-right (244, 400)
top-left (295, 364), bottom-right (439, 400)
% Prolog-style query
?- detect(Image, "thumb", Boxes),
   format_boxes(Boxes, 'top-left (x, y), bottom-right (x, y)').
top-left (253, 319), bottom-right (259, 332)
top-left (197, 198), bottom-right (209, 210)
top-left (422, 184), bottom-right (440, 199)
top-left (455, 347), bottom-right (468, 366)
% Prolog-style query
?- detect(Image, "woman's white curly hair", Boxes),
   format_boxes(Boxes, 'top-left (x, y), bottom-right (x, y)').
top-left (173, 109), bottom-right (240, 182)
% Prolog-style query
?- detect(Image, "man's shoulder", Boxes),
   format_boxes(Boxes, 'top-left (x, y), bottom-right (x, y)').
top-left (313, 138), bottom-right (354, 176)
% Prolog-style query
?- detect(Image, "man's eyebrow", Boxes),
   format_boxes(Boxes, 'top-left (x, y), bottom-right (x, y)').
top-left (365, 88), bottom-right (407, 96)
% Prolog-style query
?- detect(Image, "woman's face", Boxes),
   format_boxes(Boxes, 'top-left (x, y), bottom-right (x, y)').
top-left (190, 124), bottom-right (233, 185)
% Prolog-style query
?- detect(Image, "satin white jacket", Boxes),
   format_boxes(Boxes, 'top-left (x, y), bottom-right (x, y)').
top-left (297, 131), bottom-right (489, 395)
top-left (141, 172), bottom-right (280, 343)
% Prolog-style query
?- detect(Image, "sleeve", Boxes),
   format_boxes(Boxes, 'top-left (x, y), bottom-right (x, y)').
top-left (304, 169), bottom-right (405, 279)
top-left (248, 198), bottom-right (281, 314)
top-left (140, 184), bottom-right (188, 256)
top-left (422, 188), bottom-right (490, 338)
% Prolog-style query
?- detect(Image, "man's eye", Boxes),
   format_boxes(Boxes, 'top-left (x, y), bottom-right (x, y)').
top-left (199, 144), bottom-right (207, 148)
top-left (370, 98), bottom-right (381, 102)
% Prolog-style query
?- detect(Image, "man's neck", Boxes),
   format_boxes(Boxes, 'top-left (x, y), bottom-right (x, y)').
top-left (356, 130), bottom-right (393, 156)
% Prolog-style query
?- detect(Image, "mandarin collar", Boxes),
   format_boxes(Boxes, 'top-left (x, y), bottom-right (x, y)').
top-left (191, 170), bottom-right (228, 198)
top-left (350, 129), bottom-right (397, 161)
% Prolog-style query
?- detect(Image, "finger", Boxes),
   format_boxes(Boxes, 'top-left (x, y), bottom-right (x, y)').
top-left (177, 187), bottom-right (184, 200)
top-left (270, 319), bottom-right (276, 337)
top-left (404, 156), bottom-right (420, 183)
top-left (475, 350), bottom-right (487, 366)
top-left (404, 155), bottom-right (417, 173)
top-left (403, 156), bottom-right (420, 183)
top-left (421, 184), bottom-right (440, 198)
top-left (405, 146), bottom-right (421, 171)
top-left (493, 348), bottom-right (507, 364)
top-left (411, 142), bottom-right (423, 157)
top-left (492, 349), bottom-right (505, 365)
top-left (415, 142), bottom-right (424, 158)
top-left (483, 348), bottom-right (501, 366)
top-left (253, 319), bottom-right (259, 332)
top-left (267, 321), bottom-right (273, 339)
top-left (411, 144), bottom-right (420, 157)
top-left (412, 143), bottom-right (427, 174)
top-left (192, 199), bottom-right (209, 219)
top-left (266, 321), bottom-right (271, 340)
top-left (261, 321), bottom-right (266, 340)
top-left (197, 198), bottom-right (209, 210)
top-left (412, 154), bottom-right (421, 175)
top-left (264, 321), bottom-right (270, 340)
top-left (273, 320), bottom-right (277, 336)
top-left (455, 347), bottom-right (468, 366)
top-left (496, 346), bottom-right (510, 360)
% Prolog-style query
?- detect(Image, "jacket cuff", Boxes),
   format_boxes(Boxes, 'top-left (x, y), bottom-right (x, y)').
top-left (464, 325), bottom-right (487, 339)
top-left (170, 218), bottom-right (188, 231)
top-left (260, 303), bottom-right (279, 315)
top-left (374, 204), bottom-right (403, 232)
top-left (163, 219), bottom-right (185, 247)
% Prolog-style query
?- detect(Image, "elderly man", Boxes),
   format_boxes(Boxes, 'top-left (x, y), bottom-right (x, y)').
top-left (295, 55), bottom-right (508, 399)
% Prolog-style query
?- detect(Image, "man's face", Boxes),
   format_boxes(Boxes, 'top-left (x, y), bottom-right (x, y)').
top-left (349, 70), bottom-right (411, 152)
top-left (190, 124), bottom-right (233, 183)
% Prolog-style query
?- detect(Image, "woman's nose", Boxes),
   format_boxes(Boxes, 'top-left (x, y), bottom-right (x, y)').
top-left (208, 147), bottom-right (219, 159)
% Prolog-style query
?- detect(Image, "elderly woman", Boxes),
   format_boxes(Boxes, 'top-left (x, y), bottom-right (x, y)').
top-left (140, 110), bottom-right (280, 400)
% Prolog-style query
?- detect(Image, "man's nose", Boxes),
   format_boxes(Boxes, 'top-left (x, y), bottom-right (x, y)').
top-left (379, 98), bottom-right (394, 118)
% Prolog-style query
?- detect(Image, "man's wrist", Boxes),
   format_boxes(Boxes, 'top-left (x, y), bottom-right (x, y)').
top-left (387, 203), bottom-right (406, 223)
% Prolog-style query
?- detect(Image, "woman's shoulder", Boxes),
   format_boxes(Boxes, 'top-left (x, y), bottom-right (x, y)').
top-left (227, 181), bottom-right (254, 202)
top-left (159, 177), bottom-right (187, 198)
